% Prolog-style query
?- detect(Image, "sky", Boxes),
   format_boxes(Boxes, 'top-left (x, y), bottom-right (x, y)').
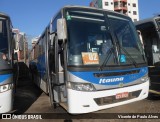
top-left (0, 0), bottom-right (160, 37)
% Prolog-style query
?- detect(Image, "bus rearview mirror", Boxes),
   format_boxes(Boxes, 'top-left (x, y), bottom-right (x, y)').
top-left (57, 18), bottom-right (67, 40)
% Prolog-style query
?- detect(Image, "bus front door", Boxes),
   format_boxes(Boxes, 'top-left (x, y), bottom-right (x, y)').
top-left (48, 32), bottom-right (66, 108)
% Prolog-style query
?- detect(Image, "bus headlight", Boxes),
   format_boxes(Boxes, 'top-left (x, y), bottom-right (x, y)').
top-left (67, 81), bottom-right (96, 91)
top-left (0, 83), bottom-right (13, 93)
top-left (140, 75), bottom-right (149, 83)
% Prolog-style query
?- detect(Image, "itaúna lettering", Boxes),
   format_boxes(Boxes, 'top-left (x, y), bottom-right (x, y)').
top-left (99, 77), bottom-right (124, 84)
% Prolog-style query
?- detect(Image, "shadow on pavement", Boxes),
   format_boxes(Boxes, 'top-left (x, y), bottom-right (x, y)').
top-left (147, 74), bottom-right (160, 100)
top-left (13, 62), bottom-right (42, 114)
top-left (147, 93), bottom-right (160, 100)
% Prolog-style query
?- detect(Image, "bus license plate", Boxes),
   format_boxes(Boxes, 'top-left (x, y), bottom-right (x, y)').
top-left (116, 92), bottom-right (129, 99)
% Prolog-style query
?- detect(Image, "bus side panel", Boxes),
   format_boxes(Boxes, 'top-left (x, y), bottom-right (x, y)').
top-left (30, 33), bottom-right (48, 93)
top-left (30, 59), bottom-right (48, 94)
top-left (38, 53), bottom-right (48, 93)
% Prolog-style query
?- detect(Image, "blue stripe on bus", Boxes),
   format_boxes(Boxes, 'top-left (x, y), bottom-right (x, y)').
top-left (0, 74), bottom-right (12, 83)
top-left (69, 67), bottom-right (148, 85)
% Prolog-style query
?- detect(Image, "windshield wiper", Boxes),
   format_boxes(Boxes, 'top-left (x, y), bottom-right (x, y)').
top-left (99, 47), bottom-right (115, 71)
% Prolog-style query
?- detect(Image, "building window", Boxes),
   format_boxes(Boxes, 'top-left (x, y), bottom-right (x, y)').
top-left (111, 2), bottom-right (113, 5)
top-left (114, 2), bottom-right (118, 7)
top-left (128, 11), bottom-right (131, 13)
top-left (105, 2), bottom-right (109, 6)
top-left (128, 3), bottom-right (130, 6)
top-left (133, 11), bottom-right (137, 15)
top-left (133, 3), bottom-right (136, 7)
top-left (134, 19), bottom-right (137, 22)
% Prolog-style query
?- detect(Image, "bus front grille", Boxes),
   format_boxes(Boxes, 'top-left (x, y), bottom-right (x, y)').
top-left (94, 90), bottom-right (142, 106)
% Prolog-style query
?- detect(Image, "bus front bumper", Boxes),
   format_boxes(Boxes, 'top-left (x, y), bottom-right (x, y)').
top-left (67, 81), bottom-right (149, 114)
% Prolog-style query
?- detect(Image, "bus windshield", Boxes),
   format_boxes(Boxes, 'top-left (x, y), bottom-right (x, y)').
top-left (66, 9), bottom-right (145, 66)
top-left (0, 19), bottom-right (8, 54)
top-left (108, 15), bottom-right (146, 65)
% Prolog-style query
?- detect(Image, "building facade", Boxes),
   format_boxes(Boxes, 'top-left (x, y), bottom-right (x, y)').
top-left (12, 29), bottom-right (28, 61)
top-left (90, 0), bottom-right (139, 22)
top-left (30, 37), bottom-right (39, 60)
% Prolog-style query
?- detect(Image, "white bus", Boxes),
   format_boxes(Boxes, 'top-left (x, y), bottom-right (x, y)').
top-left (0, 12), bottom-right (16, 113)
top-left (29, 6), bottom-right (149, 114)
top-left (135, 16), bottom-right (160, 96)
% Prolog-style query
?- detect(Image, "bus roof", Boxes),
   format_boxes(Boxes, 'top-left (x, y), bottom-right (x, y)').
top-left (0, 12), bottom-right (10, 19)
top-left (134, 16), bottom-right (160, 25)
top-left (61, 5), bottom-right (131, 19)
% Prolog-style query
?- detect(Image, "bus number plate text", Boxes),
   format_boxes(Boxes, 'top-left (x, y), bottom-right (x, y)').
top-left (116, 92), bottom-right (129, 99)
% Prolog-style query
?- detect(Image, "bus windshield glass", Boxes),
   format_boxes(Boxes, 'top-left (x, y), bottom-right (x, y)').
top-left (0, 19), bottom-right (8, 54)
top-left (66, 9), bottom-right (117, 66)
top-left (66, 9), bottom-right (145, 66)
top-left (108, 15), bottom-right (145, 64)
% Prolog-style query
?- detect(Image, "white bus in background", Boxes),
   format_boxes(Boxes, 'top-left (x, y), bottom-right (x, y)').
top-left (135, 15), bottom-right (160, 97)
top-left (0, 12), bottom-right (16, 113)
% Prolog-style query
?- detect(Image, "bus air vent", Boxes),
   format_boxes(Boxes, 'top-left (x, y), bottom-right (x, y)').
top-left (94, 69), bottom-right (140, 77)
